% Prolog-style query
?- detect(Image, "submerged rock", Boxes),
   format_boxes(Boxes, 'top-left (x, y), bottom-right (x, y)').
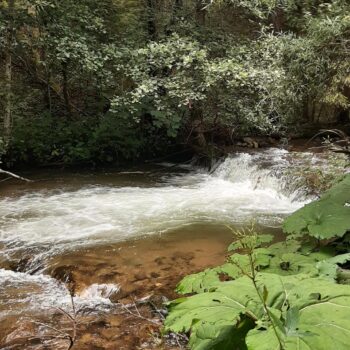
top-left (50, 265), bottom-right (76, 294)
top-left (172, 251), bottom-right (195, 261)
top-left (134, 271), bottom-right (148, 281)
top-left (5, 320), bottom-right (35, 343)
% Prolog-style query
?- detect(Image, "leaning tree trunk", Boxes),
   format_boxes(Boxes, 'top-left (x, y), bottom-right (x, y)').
top-left (4, 42), bottom-right (12, 146)
top-left (3, 0), bottom-right (15, 147)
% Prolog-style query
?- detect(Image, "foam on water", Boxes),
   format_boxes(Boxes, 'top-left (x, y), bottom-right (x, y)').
top-left (0, 149), bottom-right (306, 252)
top-left (0, 268), bottom-right (118, 318)
top-left (79, 283), bottom-right (120, 300)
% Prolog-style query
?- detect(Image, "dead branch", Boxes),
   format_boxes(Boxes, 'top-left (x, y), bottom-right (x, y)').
top-left (307, 128), bottom-right (349, 145)
top-left (0, 177), bottom-right (12, 182)
top-left (31, 295), bottom-right (78, 350)
top-left (0, 169), bottom-right (32, 182)
top-left (307, 129), bottom-right (350, 157)
top-left (116, 301), bottom-right (160, 325)
top-left (118, 297), bottom-right (188, 349)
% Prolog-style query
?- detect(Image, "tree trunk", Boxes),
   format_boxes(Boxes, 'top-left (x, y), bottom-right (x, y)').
top-left (3, 0), bottom-right (15, 147)
top-left (195, 0), bottom-right (206, 26)
top-left (146, 0), bottom-right (157, 40)
top-left (271, 1), bottom-right (284, 32)
top-left (62, 61), bottom-right (72, 116)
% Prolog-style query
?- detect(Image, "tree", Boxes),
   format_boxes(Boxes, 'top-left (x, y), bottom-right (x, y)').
top-left (3, 0), bottom-right (14, 147)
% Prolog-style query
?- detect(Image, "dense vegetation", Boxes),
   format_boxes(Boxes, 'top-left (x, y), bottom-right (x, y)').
top-left (165, 174), bottom-right (350, 349)
top-left (1, 0), bottom-right (350, 166)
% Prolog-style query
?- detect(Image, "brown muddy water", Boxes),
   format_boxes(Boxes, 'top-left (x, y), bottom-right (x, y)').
top-left (0, 149), bottom-right (344, 349)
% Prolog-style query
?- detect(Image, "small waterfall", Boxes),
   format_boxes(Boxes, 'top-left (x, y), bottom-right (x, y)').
top-left (213, 151), bottom-right (287, 192)
top-left (79, 283), bottom-right (120, 300)
top-left (0, 149), bottom-right (309, 257)
top-left (0, 154), bottom-right (305, 256)
top-left (211, 149), bottom-right (309, 199)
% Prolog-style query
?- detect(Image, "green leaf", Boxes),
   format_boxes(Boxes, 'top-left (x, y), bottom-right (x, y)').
top-left (256, 239), bottom-right (302, 256)
top-left (166, 274), bottom-right (282, 334)
top-left (285, 307), bottom-right (299, 335)
top-left (256, 234), bottom-right (274, 245)
top-left (166, 274), bottom-right (297, 344)
top-left (176, 239), bottom-right (344, 295)
top-left (246, 278), bottom-right (350, 350)
top-left (316, 253), bottom-right (350, 280)
top-left (189, 320), bottom-right (253, 350)
top-left (265, 252), bottom-right (319, 276)
top-left (228, 234), bottom-right (274, 252)
top-left (167, 273), bottom-right (350, 350)
top-left (175, 265), bottom-right (232, 294)
top-left (176, 258), bottom-right (249, 294)
top-left (283, 175), bottom-right (350, 239)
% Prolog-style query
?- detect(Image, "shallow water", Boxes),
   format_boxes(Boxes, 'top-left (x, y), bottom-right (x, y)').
top-left (0, 148), bottom-right (333, 349)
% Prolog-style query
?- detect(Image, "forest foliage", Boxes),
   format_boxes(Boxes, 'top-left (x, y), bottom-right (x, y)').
top-left (0, 0), bottom-right (350, 166)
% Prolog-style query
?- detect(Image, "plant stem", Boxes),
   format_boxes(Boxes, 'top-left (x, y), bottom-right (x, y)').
top-left (247, 251), bottom-right (285, 350)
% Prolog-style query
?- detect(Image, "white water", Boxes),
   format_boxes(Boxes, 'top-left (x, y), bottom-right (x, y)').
top-left (0, 268), bottom-right (118, 318)
top-left (0, 150), bottom-right (306, 250)
top-left (0, 149), bottom-right (312, 316)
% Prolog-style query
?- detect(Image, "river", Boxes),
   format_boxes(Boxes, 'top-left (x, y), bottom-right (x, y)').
top-left (0, 148), bottom-right (339, 349)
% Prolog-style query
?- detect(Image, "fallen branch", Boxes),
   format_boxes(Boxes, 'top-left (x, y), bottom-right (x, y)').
top-left (30, 295), bottom-right (78, 350)
top-left (0, 177), bottom-right (12, 183)
top-left (117, 301), bottom-right (161, 325)
top-left (307, 129), bottom-right (350, 158)
top-left (118, 297), bottom-right (188, 349)
top-left (307, 128), bottom-right (349, 145)
top-left (0, 169), bottom-right (32, 182)
top-left (329, 146), bottom-right (350, 155)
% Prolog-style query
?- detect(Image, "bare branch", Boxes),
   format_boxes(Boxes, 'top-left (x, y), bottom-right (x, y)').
top-left (116, 302), bottom-right (160, 325)
top-left (0, 169), bottom-right (32, 182)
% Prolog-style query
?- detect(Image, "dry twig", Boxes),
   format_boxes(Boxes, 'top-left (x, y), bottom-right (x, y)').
top-left (0, 169), bottom-right (32, 182)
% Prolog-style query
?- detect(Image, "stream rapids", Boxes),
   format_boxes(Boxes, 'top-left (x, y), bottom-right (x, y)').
top-left (0, 148), bottom-right (338, 349)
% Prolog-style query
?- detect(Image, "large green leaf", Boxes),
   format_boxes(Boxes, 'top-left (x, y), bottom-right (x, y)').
top-left (166, 274), bottom-right (300, 342)
top-left (176, 262), bottom-right (244, 294)
top-left (189, 320), bottom-right (254, 350)
top-left (166, 274), bottom-right (290, 334)
top-left (316, 253), bottom-right (350, 281)
top-left (166, 273), bottom-right (350, 350)
top-left (166, 276), bottom-right (262, 334)
top-left (283, 175), bottom-right (350, 239)
top-left (246, 278), bottom-right (350, 350)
